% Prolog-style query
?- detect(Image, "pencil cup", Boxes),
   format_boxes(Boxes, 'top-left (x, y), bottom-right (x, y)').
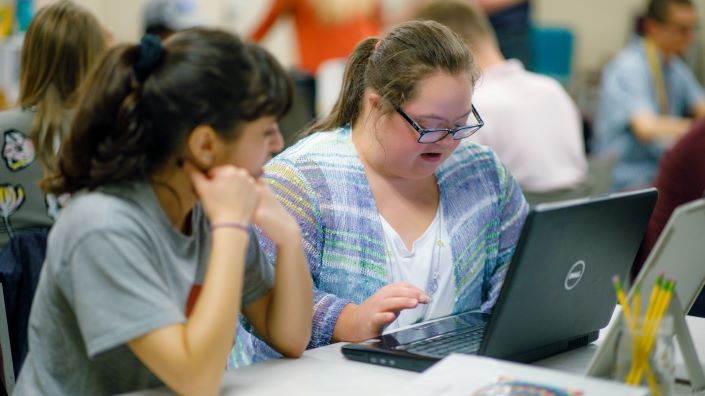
top-left (613, 315), bottom-right (675, 396)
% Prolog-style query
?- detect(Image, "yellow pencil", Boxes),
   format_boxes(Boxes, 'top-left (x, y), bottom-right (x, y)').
top-left (645, 274), bottom-right (665, 323)
top-left (614, 276), bottom-right (646, 385)
top-left (636, 282), bottom-right (661, 396)
top-left (632, 284), bottom-right (641, 329)
top-left (645, 364), bottom-right (662, 396)
top-left (627, 275), bottom-right (665, 384)
top-left (613, 275), bottom-right (635, 326)
top-left (631, 279), bottom-right (675, 384)
top-left (631, 284), bottom-right (645, 386)
top-left (632, 279), bottom-right (675, 385)
top-left (613, 273), bottom-right (640, 381)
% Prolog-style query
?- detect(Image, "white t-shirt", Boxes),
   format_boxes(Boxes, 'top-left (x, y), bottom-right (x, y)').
top-left (470, 59), bottom-right (587, 193)
top-left (379, 209), bottom-right (454, 333)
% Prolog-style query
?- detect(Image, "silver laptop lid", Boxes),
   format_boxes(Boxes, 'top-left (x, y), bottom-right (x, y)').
top-left (587, 198), bottom-right (705, 378)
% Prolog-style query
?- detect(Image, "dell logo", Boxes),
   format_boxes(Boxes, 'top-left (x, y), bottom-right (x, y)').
top-left (564, 260), bottom-right (586, 290)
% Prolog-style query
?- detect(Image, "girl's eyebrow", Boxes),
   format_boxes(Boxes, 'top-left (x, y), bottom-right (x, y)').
top-left (416, 108), bottom-right (472, 122)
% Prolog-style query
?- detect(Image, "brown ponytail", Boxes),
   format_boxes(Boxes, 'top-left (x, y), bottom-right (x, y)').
top-left (306, 20), bottom-right (479, 135)
top-left (308, 37), bottom-right (378, 133)
top-left (41, 45), bottom-right (147, 194)
top-left (42, 28), bottom-right (292, 195)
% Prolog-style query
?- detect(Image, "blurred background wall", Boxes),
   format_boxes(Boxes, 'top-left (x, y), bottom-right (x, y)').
top-left (1, 0), bottom-right (701, 114)
top-left (29, 0), bottom-right (701, 78)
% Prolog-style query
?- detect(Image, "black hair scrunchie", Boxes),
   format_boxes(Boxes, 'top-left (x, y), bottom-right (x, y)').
top-left (134, 34), bottom-right (165, 83)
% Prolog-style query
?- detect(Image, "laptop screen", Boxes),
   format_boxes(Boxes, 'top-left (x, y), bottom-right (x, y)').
top-left (480, 188), bottom-right (657, 361)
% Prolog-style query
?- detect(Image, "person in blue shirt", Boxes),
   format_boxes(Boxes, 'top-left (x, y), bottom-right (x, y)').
top-left (594, 0), bottom-right (705, 191)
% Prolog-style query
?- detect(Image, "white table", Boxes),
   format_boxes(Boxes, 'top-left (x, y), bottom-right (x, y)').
top-left (132, 314), bottom-right (705, 396)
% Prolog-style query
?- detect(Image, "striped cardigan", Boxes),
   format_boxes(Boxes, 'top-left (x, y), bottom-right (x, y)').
top-left (229, 126), bottom-right (528, 367)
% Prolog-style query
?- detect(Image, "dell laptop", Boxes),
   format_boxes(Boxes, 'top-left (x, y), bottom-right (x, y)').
top-left (342, 188), bottom-right (658, 372)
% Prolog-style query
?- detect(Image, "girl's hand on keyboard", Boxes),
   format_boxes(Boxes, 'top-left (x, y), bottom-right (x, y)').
top-left (342, 282), bottom-right (430, 341)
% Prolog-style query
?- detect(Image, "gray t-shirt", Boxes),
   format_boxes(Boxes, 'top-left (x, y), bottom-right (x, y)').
top-left (14, 180), bottom-right (274, 395)
top-left (0, 107), bottom-right (59, 249)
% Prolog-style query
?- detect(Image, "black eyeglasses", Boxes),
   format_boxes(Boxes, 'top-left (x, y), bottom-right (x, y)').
top-left (396, 105), bottom-right (484, 143)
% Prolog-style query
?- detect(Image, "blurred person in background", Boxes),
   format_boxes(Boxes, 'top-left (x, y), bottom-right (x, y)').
top-left (0, 0), bottom-right (107, 249)
top-left (415, 0), bottom-right (587, 199)
top-left (594, 0), bottom-right (705, 191)
top-left (249, 0), bottom-right (381, 76)
top-left (632, 118), bottom-right (705, 316)
top-left (394, 0), bottom-right (531, 68)
top-left (476, 0), bottom-right (532, 69)
top-left (143, 0), bottom-right (204, 40)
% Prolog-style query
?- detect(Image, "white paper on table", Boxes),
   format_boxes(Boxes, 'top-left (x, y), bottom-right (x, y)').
top-left (396, 354), bottom-right (648, 396)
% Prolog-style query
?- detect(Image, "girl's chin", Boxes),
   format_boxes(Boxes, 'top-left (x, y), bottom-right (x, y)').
top-left (406, 166), bottom-right (441, 180)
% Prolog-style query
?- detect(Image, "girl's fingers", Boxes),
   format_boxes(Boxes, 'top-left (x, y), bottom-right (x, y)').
top-left (379, 283), bottom-right (430, 303)
top-left (386, 282), bottom-right (428, 295)
top-left (371, 312), bottom-right (398, 328)
top-left (184, 161), bottom-right (207, 193)
top-left (376, 297), bottom-right (422, 313)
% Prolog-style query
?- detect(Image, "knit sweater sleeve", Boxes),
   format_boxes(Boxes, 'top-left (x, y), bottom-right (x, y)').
top-left (481, 151), bottom-right (529, 312)
top-left (260, 159), bottom-right (351, 348)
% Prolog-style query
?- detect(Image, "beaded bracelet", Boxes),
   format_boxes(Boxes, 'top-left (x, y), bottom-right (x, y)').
top-left (210, 222), bottom-right (249, 232)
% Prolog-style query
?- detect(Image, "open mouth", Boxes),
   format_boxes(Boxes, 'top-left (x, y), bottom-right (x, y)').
top-left (420, 153), bottom-right (442, 160)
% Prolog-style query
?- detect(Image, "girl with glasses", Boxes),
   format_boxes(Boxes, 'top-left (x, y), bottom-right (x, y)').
top-left (238, 20), bottom-right (528, 363)
top-left (14, 29), bottom-right (312, 395)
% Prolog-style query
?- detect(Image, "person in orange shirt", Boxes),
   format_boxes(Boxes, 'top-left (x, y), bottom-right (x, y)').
top-left (250, 0), bottom-right (381, 75)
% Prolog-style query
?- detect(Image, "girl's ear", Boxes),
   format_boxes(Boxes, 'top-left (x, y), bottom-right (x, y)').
top-left (366, 91), bottom-right (382, 110)
top-left (187, 125), bottom-right (219, 170)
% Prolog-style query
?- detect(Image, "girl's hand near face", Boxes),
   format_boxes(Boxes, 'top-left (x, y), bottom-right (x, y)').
top-left (185, 162), bottom-right (259, 225)
top-left (251, 179), bottom-right (301, 244)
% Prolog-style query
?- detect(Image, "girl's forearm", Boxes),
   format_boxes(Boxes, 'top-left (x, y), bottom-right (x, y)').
top-left (266, 231), bottom-right (313, 356)
top-left (129, 229), bottom-right (249, 396)
top-left (187, 229), bottom-right (248, 362)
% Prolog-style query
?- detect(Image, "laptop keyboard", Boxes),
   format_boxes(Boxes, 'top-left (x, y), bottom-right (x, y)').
top-left (399, 324), bottom-right (485, 359)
